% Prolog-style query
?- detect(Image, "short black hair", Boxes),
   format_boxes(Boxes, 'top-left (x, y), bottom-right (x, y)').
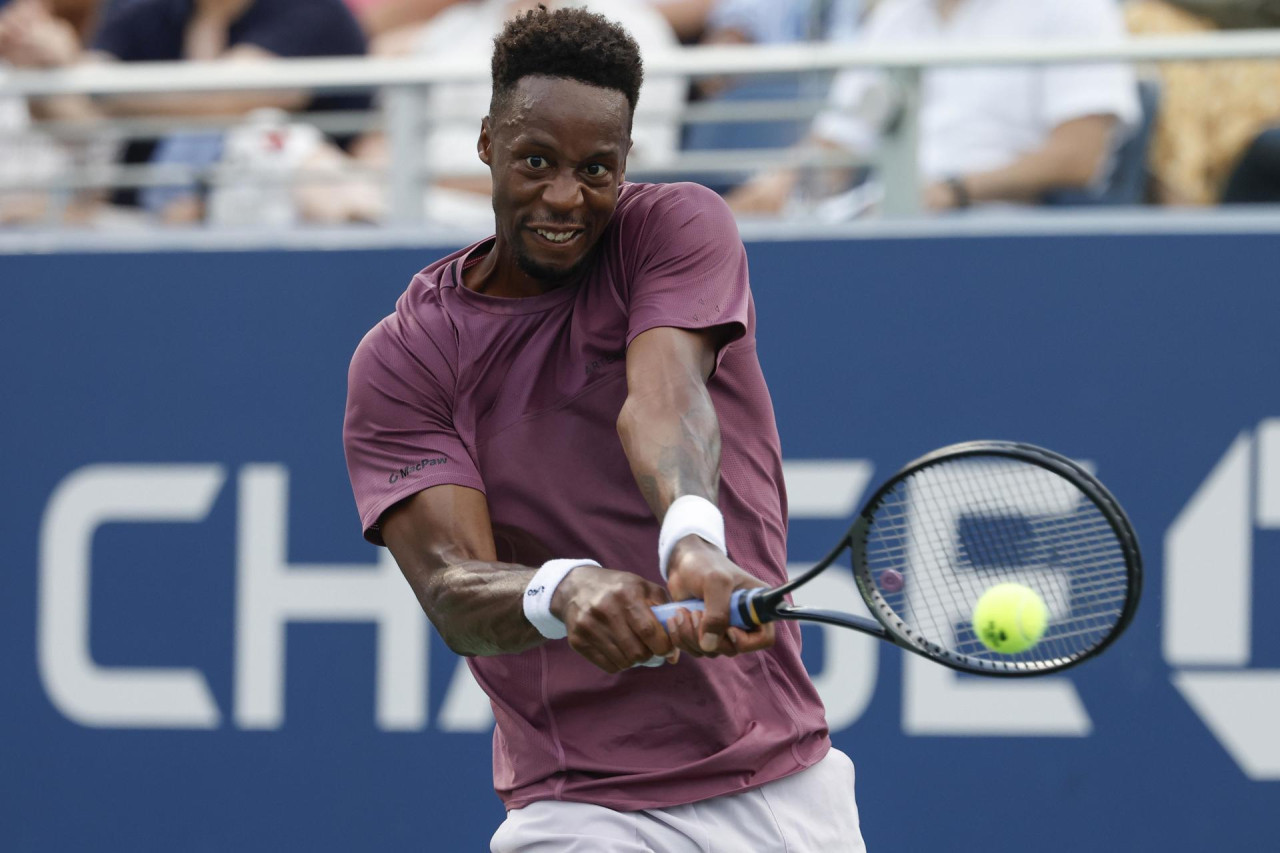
top-left (490, 6), bottom-right (644, 121)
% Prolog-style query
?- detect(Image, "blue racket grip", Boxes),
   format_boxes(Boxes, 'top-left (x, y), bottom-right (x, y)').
top-left (650, 589), bottom-right (760, 632)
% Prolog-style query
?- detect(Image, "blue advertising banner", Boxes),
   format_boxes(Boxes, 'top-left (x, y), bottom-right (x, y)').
top-left (2, 232), bottom-right (1278, 851)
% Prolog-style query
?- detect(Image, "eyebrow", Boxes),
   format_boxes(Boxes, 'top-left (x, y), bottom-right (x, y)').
top-left (513, 134), bottom-right (622, 161)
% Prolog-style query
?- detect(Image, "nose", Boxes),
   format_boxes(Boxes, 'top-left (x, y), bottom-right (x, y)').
top-left (542, 169), bottom-right (584, 214)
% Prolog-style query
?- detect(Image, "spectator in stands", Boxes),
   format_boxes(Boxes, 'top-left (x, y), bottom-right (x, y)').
top-left (684, 0), bottom-right (866, 178)
top-left (353, 0), bottom-right (465, 53)
top-left (649, 0), bottom-right (718, 42)
top-left (0, 0), bottom-right (371, 221)
top-left (704, 0), bottom-right (864, 47)
top-left (1221, 123), bottom-right (1280, 201)
top-left (0, 78), bottom-right (69, 225)
top-left (359, 0), bottom-right (715, 53)
top-left (332, 0), bottom-right (684, 227)
top-left (0, 0), bottom-right (109, 225)
top-left (728, 0), bottom-right (1140, 216)
top-left (1127, 0), bottom-right (1280, 205)
top-left (1160, 0), bottom-right (1280, 28)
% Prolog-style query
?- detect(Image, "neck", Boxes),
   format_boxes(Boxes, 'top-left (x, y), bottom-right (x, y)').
top-left (462, 234), bottom-right (583, 298)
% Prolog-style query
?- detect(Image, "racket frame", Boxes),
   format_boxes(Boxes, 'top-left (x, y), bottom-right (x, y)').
top-left (750, 440), bottom-right (1143, 676)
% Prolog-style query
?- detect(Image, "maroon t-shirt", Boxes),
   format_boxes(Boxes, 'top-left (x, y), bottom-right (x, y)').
top-left (343, 182), bottom-right (829, 810)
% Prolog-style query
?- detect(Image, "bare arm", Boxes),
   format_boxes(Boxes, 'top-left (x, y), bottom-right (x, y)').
top-left (358, 0), bottom-right (466, 38)
top-left (726, 137), bottom-right (857, 215)
top-left (381, 484), bottom-right (539, 656)
top-left (926, 114), bottom-right (1119, 209)
top-left (651, 0), bottom-right (718, 42)
top-left (618, 326), bottom-right (776, 655)
top-left (98, 44), bottom-right (309, 117)
top-left (380, 484), bottom-right (675, 672)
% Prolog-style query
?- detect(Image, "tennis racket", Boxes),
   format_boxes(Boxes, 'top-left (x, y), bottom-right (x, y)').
top-left (651, 441), bottom-right (1142, 676)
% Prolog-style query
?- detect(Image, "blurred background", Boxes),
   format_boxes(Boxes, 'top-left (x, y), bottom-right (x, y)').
top-left (3, 0), bottom-right (1279, 850)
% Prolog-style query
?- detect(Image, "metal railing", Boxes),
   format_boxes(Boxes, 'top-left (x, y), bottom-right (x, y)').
top-left (4, 31), bottom-right (1280, 228)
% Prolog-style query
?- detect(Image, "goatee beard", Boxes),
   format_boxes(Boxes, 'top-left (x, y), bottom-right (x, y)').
top-left (514, 243), bottom-right (593, 284)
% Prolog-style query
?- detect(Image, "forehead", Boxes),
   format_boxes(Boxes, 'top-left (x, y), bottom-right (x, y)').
top-left (494, 75), bottom-right (631, 151)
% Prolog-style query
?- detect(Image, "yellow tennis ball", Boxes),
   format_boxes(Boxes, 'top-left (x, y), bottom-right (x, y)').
top-left (972, 583), bottom-right (1048, 654)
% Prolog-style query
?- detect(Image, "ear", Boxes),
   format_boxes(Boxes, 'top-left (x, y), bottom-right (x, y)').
top-left (620, 136), bottom-right (634, 183)
top-left (478, 117), bottom-right (493, 166)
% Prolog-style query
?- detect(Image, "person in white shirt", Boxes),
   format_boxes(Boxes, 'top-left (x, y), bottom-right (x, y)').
top-left (728, 0), bottom-right (1140, 215)
top-left (0, 70), bottom-right (71, 226)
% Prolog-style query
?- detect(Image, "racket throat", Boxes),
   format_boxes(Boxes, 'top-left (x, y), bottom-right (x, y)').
top-left (739, 587), bottom-right (782, 626)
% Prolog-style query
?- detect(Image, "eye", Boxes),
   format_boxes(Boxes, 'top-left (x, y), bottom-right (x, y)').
top-left (584, 164), bottom-right (609, 178)
top-left (525, 155), bottom-right (548, 169)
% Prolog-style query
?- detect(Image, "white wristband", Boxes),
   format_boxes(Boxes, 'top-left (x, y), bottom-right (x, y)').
top-left (658, 495), bottom-right (727, 581)
top-left (523, 558), bottom-right (600, 640)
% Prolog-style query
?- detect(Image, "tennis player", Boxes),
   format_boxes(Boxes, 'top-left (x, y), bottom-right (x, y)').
top-left (343, 7), bottom-right (863, 851)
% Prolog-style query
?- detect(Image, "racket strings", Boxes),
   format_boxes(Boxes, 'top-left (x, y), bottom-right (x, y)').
top-left (862, 456), bottom-right (1131, 670)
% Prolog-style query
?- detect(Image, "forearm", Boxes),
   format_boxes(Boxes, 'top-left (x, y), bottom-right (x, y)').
top-left (412, 558), bottom-right (543, 657)
top-left (99, 90), bottom-right (309, 117)
top-left (961, 115), bottom-right (1116, 204)
top-left (382, 485), bottom-right (545, 657)
top-left (29, 93), bottom-right (106, 123)
top-left (962, 150), bottom-right (1091, 204)
top-left (617, 372), bottom-right (721, 519)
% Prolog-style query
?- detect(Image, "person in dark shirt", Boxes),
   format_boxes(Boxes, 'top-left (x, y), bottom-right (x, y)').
top-left (92, 0), bottom-right (369, 118)
top-left (1, 0), bottom-right (372, 210)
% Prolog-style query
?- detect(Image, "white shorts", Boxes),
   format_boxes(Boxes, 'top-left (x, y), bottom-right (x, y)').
top-left (490, 748), bottom-right (866, 853)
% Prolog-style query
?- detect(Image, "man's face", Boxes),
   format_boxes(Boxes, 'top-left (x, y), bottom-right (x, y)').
top-left (479, 75), bottom-right (632, 284)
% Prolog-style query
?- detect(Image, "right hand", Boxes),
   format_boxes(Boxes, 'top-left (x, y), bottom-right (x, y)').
top-left (551, 565), bottom-right (677, 673)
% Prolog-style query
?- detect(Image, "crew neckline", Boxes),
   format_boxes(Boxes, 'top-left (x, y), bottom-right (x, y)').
top-left (448, 238), bottom-right (584, 315)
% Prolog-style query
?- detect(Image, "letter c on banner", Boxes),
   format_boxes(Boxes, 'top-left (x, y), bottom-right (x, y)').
top-left (38, 464), bottom-right (225, 728)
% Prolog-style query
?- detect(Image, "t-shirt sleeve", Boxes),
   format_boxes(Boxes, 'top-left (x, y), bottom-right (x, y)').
top-left (234, 0), bottom-right (368, 59)
top-left (343, 313), bottom-right (485, 545)
top-left (623, 183), bottom-right (751, 365)
top-left (1038, 0), bottom-right (1140, 133)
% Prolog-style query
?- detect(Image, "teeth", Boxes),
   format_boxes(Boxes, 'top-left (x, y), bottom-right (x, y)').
top-left (536, 229), bottom-right (576, 244)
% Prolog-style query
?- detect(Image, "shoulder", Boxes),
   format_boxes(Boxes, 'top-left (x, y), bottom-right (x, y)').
top-left (349, 251), bottom-right (469, 388)
top-left (612, 181), bottom-right (740, 242)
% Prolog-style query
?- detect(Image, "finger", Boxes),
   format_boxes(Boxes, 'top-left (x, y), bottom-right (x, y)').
top-left (628, 602), bottom-right (674, 659)
top-left (593, 607), bottom-right (661, 668)
top-left (727, 623), bottom-right (776, 655)
top-left (670, 608), bottom-right (712, 657)
top-left (569, 640), bottom-right (621, 674)
top-left (699, 573), bottom-right (734, 653)
top-left (569, 623), bottom-right (635, 673)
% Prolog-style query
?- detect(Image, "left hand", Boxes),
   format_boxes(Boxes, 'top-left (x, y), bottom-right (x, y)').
top-left (665, 536), bottom-right (776, 658)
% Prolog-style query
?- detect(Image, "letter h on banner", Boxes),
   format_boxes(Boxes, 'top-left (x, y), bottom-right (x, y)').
top-left (236, 465), bottom-right (427, 730)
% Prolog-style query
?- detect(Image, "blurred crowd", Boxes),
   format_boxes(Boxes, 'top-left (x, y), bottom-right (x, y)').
top-left (2, 0), bottom-right (1280, 228)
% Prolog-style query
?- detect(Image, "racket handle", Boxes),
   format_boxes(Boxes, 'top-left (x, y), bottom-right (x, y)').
top-left (650, 588), bottom-right (764, 632)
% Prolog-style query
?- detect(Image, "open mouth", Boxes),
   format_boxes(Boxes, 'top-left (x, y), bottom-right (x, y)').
top-left (529, 227), bottom-right (583, 247)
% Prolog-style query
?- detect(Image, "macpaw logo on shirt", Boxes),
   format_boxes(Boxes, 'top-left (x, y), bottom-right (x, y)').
top-left (388, 456), bottom-right (448, 484)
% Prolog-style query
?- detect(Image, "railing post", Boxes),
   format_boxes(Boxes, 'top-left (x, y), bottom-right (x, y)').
top-left (880, 67), bottom-right (921, 217)
top-left (383, 83), bottom-right (425, 225)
